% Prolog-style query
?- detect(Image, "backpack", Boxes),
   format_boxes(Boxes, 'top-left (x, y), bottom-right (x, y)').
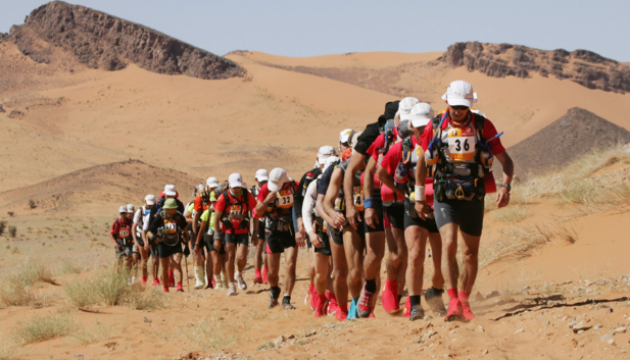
top-left (220, 189), bottom-right (251, 231)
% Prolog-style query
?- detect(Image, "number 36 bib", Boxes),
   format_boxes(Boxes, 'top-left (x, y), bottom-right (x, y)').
top-left (446, 126), bottom-right (476, 162)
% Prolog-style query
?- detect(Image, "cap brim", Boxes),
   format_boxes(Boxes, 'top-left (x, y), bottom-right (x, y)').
top-left (255, 176), bottom-right (269, 182)
top-left (207, 182), bottom-right (220, 188)
top-left (145, 200), bottom-right (155, 205)
top-left (446, 98), bottom-right (473, 107)
top-left (267, 181), bottom-right (281, 193)
top-left (411, 117), bottom-right (431, 128)
top-left (229, 181), bottom-right (243, 189)
top-left (164, 191), bottom-right (176, 196)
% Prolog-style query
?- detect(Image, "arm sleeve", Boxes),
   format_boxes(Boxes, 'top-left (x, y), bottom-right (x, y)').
top-left (214, 194), bottom-right (226, 213)
top-left (380, 142), bottom-right (402, 176)
top-left (293, 171), bottom-right (310, 219)
top-left (148, 214), bottom-right (161, 235)
top-left (420, 123), bottom-right (434, 152)
top-left (354, 122), bottom-right (380, 156)
top-left (248, 195), bottom-right (260, 218)
top-left (193, 196), bottom-right (203, 212)
top-left (302, 181), bottom-right (318, 234)
top-left (110, 220), bottom-right (118, 235)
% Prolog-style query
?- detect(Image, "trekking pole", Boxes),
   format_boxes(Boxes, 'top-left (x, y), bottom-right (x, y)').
top-left (184, 252), bottom-right (190, 292)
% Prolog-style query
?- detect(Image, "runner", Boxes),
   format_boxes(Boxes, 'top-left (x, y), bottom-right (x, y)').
top-left (302, 155), bottom-right (340, 317)
top-left (250, 169), bottom-right (269, 285)
top-left (195, 191), bottom-right (228, 290)
top-left (321, 131), bottom-right (368, 320)
top-left (416, 80), bottom-right (513, 321)
top-left (146, 198), bottom-right (191, 293)
top-left (190, 178), bottom-right (220, 289)
top-left (294, 146), bottom-right (337, 309)
top-left (145, 184), bottom-right (186, 287)
top-left (133, 195), bottom-right (155, 285)
top-left (212, 173), bottom-right (259, 296)
top-left (255, 168), bottom-right (302, 309)
top-left (126, 204), bottom-right (139, 283)
top-left (110, 205), bottom-right (134, 271)
top-left (378, 103), bottom-right (447, 320)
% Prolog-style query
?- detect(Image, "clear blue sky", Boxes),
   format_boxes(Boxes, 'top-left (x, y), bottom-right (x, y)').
top-left (2, 0), bottom-right (629, 62)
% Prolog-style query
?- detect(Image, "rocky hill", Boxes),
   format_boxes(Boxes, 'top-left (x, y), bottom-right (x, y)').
top-left (508, 107), bottom-right (630, 176)
top-left (439, 42), bottom-right (630, 93)
top-left (0, 160), bottom-right (202, 212)
top-left (8, 1), bottom-right (245, 79)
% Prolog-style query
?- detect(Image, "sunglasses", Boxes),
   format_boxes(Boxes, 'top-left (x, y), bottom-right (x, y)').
top-left (450, 105), bottom-right (469, 111)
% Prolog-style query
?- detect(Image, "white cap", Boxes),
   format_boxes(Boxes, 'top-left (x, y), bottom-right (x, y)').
top-left (395, 97), bottom-right (420, 120)
top-left (441, 80), bottom-right (477, 107)
top-left (401, 103), bottom-right (435, 128)
top-left (323, 156), bottom-right (339, 172)
top-left (206, 177), bottom-right (220, 189)
top-left (255, 169), bottom-right (269, 182)
top-left (164, 184), bottom-right (177, 197)
top-left (119, 205), bottom-right (127, 213)
top-left (339, 128), bottom-right (355, 145)
top-left (317, 146), bottom-right (336, 164)
top-left (126, 204), bottom-right (135, 213)
top-left (144, 194), bottom-right (155, 205)
top-left (228, 173), bottom-right (244, 189)
top-left (268, 168), bottom-right (288, 192)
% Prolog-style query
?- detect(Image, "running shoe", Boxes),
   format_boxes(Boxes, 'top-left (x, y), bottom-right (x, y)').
top-left (253, 276), bottom-right (263, 285)
top-left (357, 285), bottom-right (375, 318)
top-left (168, 270), bottom-right (175, 287)
top-left (309, 288), bottom-right (318, 311)
top-left (262, 266), bottom-right (269, 283)
top-left (282, 296), bottom-right (296, 310)
top-left (305, 283), bottom-right (314, 307)
top-left (409, 305), bottom-right (425, 322)
top-left (336, 307), bottom-right (348, 322)
top-left (314, 294), bottom-right (328, 318)
top-left (176, 283), bottom-right (184, 293)
top-left (444, 298), bottom-right (465, 322)
top-left (381, 278), bottom-right (399, 313)
top-left (424, 287), bottom-right (447, 317)
top-left (152, 278), bottom-right (159, 286)
top-left (156, 277), bottom-right (162, 285)
top-left (404, 296), bottom-right (411, 318)
top-left (228, 283), bottom-right (237, 296)
top-left (269, 287), bottom-right (280, 309)
top-left (347, 298), bottom-right (360, 320)
top-left (220, 272), bottom-right (228, 289)
top-left (163, 285), bottom-right (169, 293)
top-left (141, 277), bottom-right (147, 285)
top-left (215, 275), bottom-right (226, 290)
top-left (327, 292), bottom-right (339, 316)
top-left (236, 273), bottom-right (247, 290)
top-left (461, 300), bottom-right (475, 320)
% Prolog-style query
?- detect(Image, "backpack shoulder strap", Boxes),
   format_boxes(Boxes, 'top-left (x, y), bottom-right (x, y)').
top-left (472, 112), bottom-right (486, 140)
top-left (402, 137), bottom-right (413, 153)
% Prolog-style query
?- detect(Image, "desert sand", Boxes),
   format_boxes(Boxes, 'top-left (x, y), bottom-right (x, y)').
top-left (1, 9), bottom-right (630, 359)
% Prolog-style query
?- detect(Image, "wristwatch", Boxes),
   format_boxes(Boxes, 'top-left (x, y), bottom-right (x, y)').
top-left (501, 183), bottom-right (511, 192)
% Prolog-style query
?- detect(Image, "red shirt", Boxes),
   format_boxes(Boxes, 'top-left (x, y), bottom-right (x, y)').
top-left (257, 181), bottom-right (296, 220)
top-left (110, 217), bottom-right (132, 238)
top-left (381, 137), bottom-right (434, 206)
top-left (420, 112), bottom-right (505, 156)
top-left (214, 190), bottom-right (258, 235)
top-left (193, 193), bottom-right (211, 213)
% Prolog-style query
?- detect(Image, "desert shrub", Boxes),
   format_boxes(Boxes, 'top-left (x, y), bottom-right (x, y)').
top-left (65, 265), bottom-right (164, 310)
top-left (0, 261), bottom-right (56, 307)
top-left (16, 311), bottom-right (76, 344)
top-left (59, 260), bottom-right (82, 275)
top-left (28, 199), bottom-right (36, 209)
top-left (178, 316), bottom-right (249, 351)
top-left (69, 318), bottom-right (113, 344)
top-left (492, 206), bottom-right (528, 223)
top-left (0, 221), bottom-right (6, 236)
top-left (8, 226), bottom-right (16, 238)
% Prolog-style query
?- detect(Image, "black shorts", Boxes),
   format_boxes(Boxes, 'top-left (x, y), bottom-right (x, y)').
top-left (404, 199), bottom-right (439, 233)
top-left (225, 233), bottom-right (249, 246)
top-left (312, 227), bottom-right (332, 256)
top-left (136, 235), bottom-right (145, 248)
top-left (265, 230), bottom-right (296, 254)
top-left (384, 203), bottom-right (405, 230)
top-left (434, 199), bottom-right (485, 237)
top-left (203, 233), bottom-right (227, 255)
top-left (115, 238), bottom-right (133, 258)
top-left (157, 241), bottom-right (182, 259)
top-left (328, 211), bottom-right (365, 246)
top-left (257, 218), bottom-right (266, 240)
top-left (365, 188), bottom-right (385, 233)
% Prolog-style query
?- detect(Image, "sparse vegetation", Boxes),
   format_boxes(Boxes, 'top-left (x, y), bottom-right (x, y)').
top-left (0, 221), bottom-right (6, 236)
top-left (492, 206), bottom-right (528, 223)
top-left (0, 261), bottom-right (56, 307)
top-left (28, 199), bottom-right (36, 209)
top-left (8, 226), bottom-right (16, 238)
top-left (64, 265), bottom-right (164, 310)
top-left (179, 315), bottom-right (250, 350)
top-left (16, 311), bottom-right (76, 344)
top-left (69, 318), bottom-right (113, 344)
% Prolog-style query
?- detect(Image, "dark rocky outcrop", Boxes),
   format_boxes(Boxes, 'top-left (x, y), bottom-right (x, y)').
top-left (439, 42), bottom-right (630, 94)
top-left (9, 1), bottom-right (245, 80)
top-left (508, 108), bottom-right (630, 175)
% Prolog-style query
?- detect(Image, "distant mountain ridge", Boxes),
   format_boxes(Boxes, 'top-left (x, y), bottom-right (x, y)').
top-left (7, 1), bottom-right (245, 80)
top-left (439, 42), bottom-right (630, 94)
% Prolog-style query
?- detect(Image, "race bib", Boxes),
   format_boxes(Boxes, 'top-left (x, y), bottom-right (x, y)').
top-left (118, 228), bottom-right (130, 238)
top-left (276, 189), bottom-right (294, 209)
top-left (163, 219), bottom-right (178, 235)
top-left (353, 186), bottom-right (364, 211)
top-left (447, 126), bottom-right (476, 162)
top-left (228, 204), bottom-right (244, 227)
